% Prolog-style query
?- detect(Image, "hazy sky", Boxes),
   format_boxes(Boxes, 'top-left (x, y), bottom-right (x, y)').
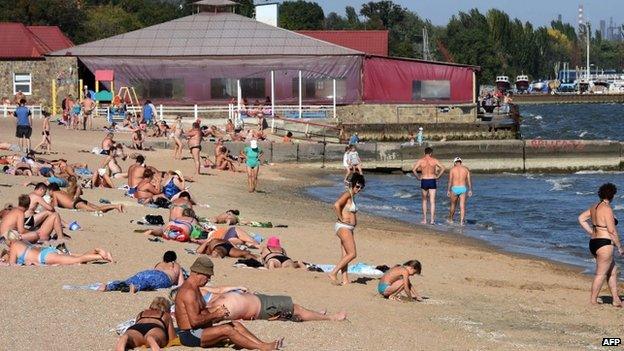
top-left (314, 0), bottom-right (623, 27)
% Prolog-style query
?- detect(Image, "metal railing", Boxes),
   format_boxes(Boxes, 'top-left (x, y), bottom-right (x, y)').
top-left (1, 104), bottom-right (45, 119)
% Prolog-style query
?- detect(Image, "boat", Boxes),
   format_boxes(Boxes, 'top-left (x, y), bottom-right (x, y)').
top-left (495, 76), bottom-right (510, 93)
top-left (529, 80), bottom-right (547, 93)
top-left (515, 75), bottom-right (529, 93)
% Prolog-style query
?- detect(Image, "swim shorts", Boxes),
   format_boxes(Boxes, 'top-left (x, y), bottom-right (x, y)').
top-left (256, 294), bottom-right (294, 320)
top-left (179, 329), bottom-right (203, 347)
top-left (421, 179), bottom-right (437, 190)
top-left (16, 125), bottom-right (32, 138)
top-left (377, 282), bottom-right (390, 295)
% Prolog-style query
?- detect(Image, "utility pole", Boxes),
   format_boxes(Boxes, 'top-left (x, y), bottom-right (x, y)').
top-left (422, 27), bottom-right (431, 61)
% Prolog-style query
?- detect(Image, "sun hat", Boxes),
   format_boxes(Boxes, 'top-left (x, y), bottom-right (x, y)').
top-left (250, 140), bottom-right (258, 149)
top-left (190, 256), bottom-right (214, 276)
top-left (174, 170), bottom-right (183, 179)
top-left (266, 236), bottom-right (281, 249)
top-left (453, 157), bottom-right (462, 163)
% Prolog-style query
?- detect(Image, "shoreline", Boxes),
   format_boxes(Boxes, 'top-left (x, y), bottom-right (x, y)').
top-left (291, 167), bottom-right (590, 279)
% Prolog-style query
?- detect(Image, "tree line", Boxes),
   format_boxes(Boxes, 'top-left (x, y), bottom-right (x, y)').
top-left (3, 0), bottom-right (623, 84)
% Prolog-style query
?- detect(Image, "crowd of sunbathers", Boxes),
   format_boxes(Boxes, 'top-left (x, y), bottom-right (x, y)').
top-left (0, 113), bottom-right (425, 351)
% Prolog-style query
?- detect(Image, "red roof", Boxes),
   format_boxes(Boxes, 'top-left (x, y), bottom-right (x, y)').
top-left (0, 23), bottom-right (73, 59)
top-left (296, 30), bottom-right (389, 56)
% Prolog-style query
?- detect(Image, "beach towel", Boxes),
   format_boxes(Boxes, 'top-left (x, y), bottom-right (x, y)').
top-left (62, 283), bottom-right (102, 291)
top-left (308, 262), bottom-right (384, 277)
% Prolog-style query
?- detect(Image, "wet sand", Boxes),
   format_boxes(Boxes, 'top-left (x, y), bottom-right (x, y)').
top-left (0, 118), bottom-right (621, 351)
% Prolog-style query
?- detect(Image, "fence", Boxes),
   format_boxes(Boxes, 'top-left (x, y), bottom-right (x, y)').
top-left (1, 104), bottom-right (45, 119)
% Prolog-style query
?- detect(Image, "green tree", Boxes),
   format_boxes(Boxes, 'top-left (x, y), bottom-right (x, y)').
top-left (0, 0), bottom-right (85, 41)
top-left (279, 1), bottom-right (324, 30)
top-left (75, 5), bottom-right (142, 43)
top-left (324, 12), bottom-right (348, 30)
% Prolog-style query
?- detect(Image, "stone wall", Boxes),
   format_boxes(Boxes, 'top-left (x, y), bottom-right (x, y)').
top-left (0, 57), bottom-right (78, 110)
top-left (337, 103), bottom-right (477, 124)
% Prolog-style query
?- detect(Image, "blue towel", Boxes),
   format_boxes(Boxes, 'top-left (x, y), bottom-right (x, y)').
top-left (313, 262), bottom-right (384, 277)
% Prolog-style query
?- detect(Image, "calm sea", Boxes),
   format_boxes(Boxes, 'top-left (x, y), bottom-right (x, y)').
top-left (307, 104), bottom-right (624, 272)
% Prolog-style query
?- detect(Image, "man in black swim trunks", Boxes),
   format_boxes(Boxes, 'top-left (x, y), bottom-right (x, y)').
top-left (186, 121), bottom-right (206, 176)
top-left (412, 147), bottom-right (445, 224)
top-left (13, 98), bottom-right (32, 152)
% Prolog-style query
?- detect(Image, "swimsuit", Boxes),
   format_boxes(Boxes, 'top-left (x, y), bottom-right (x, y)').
top-left (590, 201), bottom-right (618, 256)
top-left (421, 179), bottom-right (437, 190)
top-left (335, 221), bottom-right (355, 234)
top-left (451, 186), bottom-right (467, 196)
top-left (256, 294), bottom-right (295, 320)
top-left (106, 269), bottom-right (173, 292)
top-left (189, 145), bottom-right (202, 152)
top-left (377, 282), bottom-right (390, 295)
top-left (24, 215), bottom-right (35, 230)
top-left (72, 197), bottom-right (88, 209)
top-left (163, 179), bottom-right (181, 200)
top-left (16, 244), bottom-right (33, 265)
top-left (126, 311), bottom-right (168, 343)
top-left (263, 250), bottom-right (291, 264)
top-left (179, 329), bottom-right (203, 347)
top-left (38, 247), bottom-right (58, 265)
top-left (213, 241), bottom-right (234, 256)
top-left (244, 146), bottom-right (261, 168)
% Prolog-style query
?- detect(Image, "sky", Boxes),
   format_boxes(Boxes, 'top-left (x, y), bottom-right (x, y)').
top-left (313, 0), bottom-right (623, 28)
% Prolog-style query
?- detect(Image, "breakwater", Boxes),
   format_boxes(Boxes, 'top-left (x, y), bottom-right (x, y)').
top-left (514, 93), bottom-right (624, 105)
top-left (146, 139), bottom-right (624, 173)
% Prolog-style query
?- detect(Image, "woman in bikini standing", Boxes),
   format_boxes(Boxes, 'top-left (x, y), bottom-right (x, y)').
top-left (578, 183), bottom-right (624, 307)
top-left (171, 116), bottom-right (184, 160)
top-left (328, 173), bottom-right (365, 286)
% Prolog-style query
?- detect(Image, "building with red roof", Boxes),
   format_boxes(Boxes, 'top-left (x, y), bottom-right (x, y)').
top-left (0, 23), bottom-right (77, 107)
top-left (296, 30), bottom-right (389, 56)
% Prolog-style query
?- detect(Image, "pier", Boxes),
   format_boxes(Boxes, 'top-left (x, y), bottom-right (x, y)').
top-left (513, 93), bottom-right (624, 105)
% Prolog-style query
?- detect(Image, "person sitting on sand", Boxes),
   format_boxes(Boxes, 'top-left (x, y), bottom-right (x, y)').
top-left (213, 209), bottom-right (240, 225)
top-left (126, 154), bottom-right (145, 196)
top-left (132, 129), bottom-right (144, 150)
top-left (114, 297), bottom-right (176, 351)
top-left (99, 250), bottom-right (184, 293)
top-left (134, 168), bottom-right (167, 204)
top-left (25, 182), bottom-right (64, 232)
top-left (261, 236), bottom-right (302, 269)
top-left (48, 181), bottom-right (124, 214)
top-left (578, 183), bottom-right (623, 307)
top-left (174, 256), bottom-right (282, 350)
top-left (169, 191), bottom-right (195, 221)
top-left (214, 146), bottom-right (239, 172)
top-left (196, 238), bottom-right (257, 260)
top-left (377, 260), bottom-right (423, 301)
top-left (0, 194), bottom-right (66, 242)
top-left (102, 143), bottom-right (126, 178)
top-left (2, 230), bottom-right (113, 265)
top-left (170, 269), bottom-right (346, 323)
top-left (209, 226), bottom-right (260, 248)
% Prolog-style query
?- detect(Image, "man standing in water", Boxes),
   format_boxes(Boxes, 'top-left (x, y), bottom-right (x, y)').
top-left (413, 147), bottom-right (445, 224)
top-left (447, 157), bottom-right (472, 225)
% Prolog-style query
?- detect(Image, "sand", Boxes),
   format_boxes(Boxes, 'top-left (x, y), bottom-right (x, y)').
top-left (0, 118), bottom-right (621, 351)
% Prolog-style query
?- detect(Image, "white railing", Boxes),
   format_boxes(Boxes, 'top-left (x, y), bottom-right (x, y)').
top-left (1, 104), bottom-right (44, 119)
top-left (96, 103), bottom-right (336, 123)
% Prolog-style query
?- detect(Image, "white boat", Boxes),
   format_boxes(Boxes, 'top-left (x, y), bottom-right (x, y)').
top-left (515, 75), bottom-right (529, 93)
top-left (495, 76), bottom-right (510, 92)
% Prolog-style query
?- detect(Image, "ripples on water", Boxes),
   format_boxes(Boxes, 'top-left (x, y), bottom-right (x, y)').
top-left (520, 103), bottom-right (624, 140)
top-left (307, 172), bottom-right (624, 272)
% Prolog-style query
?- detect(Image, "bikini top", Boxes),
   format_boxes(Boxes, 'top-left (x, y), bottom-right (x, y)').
top-left (593, 201), bottom-right (619, 229)
top-left (16, 243), bottom-right (32, 265)
top-left (163, 178), bottom-right (181, 198)
top-left (348, 191), bottom-right (358, 213)
top-left (137, 310), bottom-right (167, 328)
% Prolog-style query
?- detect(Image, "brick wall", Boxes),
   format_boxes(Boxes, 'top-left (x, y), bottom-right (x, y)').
top-left (0, 57), bottom-right (78, 110)
top-left (337, 103), bottom-right (477, 124)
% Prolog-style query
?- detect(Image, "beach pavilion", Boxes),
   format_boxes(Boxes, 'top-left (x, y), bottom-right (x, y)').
top-left (48, 0), bottom-right (479, 122)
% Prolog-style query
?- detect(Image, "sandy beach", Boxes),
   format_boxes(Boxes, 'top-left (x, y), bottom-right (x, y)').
top-left (0, 118), bottom-right (621, 351)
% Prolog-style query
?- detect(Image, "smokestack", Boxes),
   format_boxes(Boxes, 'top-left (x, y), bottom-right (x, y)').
top-left (254, 0), bottom-right (281, 27)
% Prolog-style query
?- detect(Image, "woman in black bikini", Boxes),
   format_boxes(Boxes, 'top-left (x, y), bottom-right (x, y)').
top-left (114, 297), bottom-right (176, 351)
top-left (261, 236), bottom-right (302, 269)
top-left (578, 183), bottom-right (624, 307)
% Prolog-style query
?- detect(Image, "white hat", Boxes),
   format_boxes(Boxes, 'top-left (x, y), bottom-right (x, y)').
top-left (453, 157), bottom-right (462, 163)
top-left (418, 127), bottom-right (423, 130)
top-left (250, 140), bottom-right (258, 149)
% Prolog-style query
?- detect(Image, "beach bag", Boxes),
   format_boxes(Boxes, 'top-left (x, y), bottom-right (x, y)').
top-left (145, 215), bottom-right (165, 226)
top-left (153, 197), bottom-right (171, 209)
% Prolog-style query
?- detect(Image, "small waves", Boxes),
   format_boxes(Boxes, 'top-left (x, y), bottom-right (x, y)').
top-left (546, 178), bottom-right (573, 191)
top-left (393, 190), bottom-right (416, 199)
top-left (360, 204), bottom-right (410, 212)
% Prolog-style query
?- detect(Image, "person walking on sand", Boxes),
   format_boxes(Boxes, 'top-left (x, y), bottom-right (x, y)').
top-left (328, 173), bottom-right (365, 286)
top-left (171, 116), bottom-right (184, 159)
top-left (186, 121), bottom-right (205, 177)
top-left (13, 98), bottom-right (32, 152)
top-left (240, 139), bottom-right (263, 193)
top-left (412, 147), bottom-right (445, 224)
top-left (578, 183), bottom-right (623, 307)
top-left (447, 157), bottom-right (472, 225)
top-left (174, 256), bottom-right (282, 350)
top-left (81, 95), bottom-right (96, 131)
top-left (34, 110), bottom-right (51, 154)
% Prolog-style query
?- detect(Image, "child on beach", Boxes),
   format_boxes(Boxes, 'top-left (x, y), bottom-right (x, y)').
top-left (348, 145), bottom-right (363, 176)
top-left (377, 260), bottom-right (423, 301)
top-left (34, 111), bottom-right (51, 154)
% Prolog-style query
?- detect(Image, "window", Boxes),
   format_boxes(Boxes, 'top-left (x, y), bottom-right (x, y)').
top-left (13, 73), bottom-right (32, 95)
top-left (135, 79), bottom-right (184, 99)
top-left (292, 78), bottom-right (346, 100)
top-left (412, 80), bottom-right (450, 100)
top-left (211, 78), bottom-right (266, 100)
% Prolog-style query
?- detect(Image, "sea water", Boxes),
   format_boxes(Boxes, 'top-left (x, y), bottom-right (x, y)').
top-left (307, 172), bottom-right (624, 272)
top-left (307, 104), bottom-right (624, 272)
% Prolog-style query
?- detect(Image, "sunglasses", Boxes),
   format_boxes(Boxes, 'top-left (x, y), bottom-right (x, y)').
top-left (354, 185), bottom-right (364, 190)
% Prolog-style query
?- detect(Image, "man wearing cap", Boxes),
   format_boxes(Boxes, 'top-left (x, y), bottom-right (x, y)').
top-left (412, 147), bottom-right (445, 224)
top-left (175, 256), bottom-right (281, 350)
top-left (447, 157), bottom-right (473, 225)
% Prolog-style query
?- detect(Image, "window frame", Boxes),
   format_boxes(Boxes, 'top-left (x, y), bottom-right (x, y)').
top-left (13, 73), bottom-right (32, 96)
top-left (412, 80), bottom-right (451, 101)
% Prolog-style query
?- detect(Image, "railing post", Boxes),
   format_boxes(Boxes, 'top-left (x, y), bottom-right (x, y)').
top-left (194, 104), bottom-right (198, 120)
top-left (298, 70), bottom-right (302, 119)
top-left (159, 104), bottom-right (163, 120)
top-left (333, 78), bottom-right (337, 119)
top-left (270, 70), bottom-right (275, 118)
top-left (3, 104), bottom-right (7, 118)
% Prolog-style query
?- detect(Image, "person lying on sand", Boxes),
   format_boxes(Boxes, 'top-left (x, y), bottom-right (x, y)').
top-left (174, 257), bottom-right (282, 350)
top-left (377, 260), bottom-right (423, 301)
top-left (170, 276), bottom-right (346, 323)
top-left (48, 181), bottom-right (124, 214)
top-left (114, 297), bottom-right (176, 351)
top-left (99, 250), bottom-right (184, 293)
top-left (0, 194), bottom-right (67, 242)
top-left (2, 230), bottom-right (113, 265)
top-left (260, 236), bottom-right (303, 269)
top-left (141, 210), bottom-right (200, 243)
top-left (169, 191), bottom-right (195, 221)
top-left (196, 238), bottom-right (257, 260)
top-left (212, 209), bottom-right (240, 225)
top-left (209, 226), bottom-right (260, 248)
